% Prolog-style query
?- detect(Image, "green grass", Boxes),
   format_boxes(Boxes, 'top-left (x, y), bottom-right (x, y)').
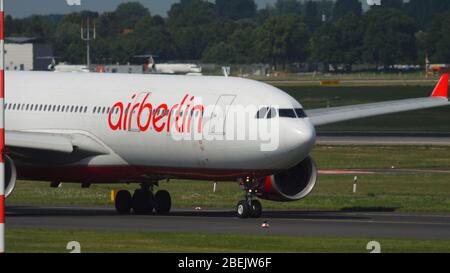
top-left (312, 145), bottom-right (450, 169)
top-left (6, 229), bottom-right (450, 253)
top-left (251, 71), bottom-right (436, 82)
top-left (278, 85), bottom-right (450, 132)
top-left (7, 145), bottom-right (450, 213)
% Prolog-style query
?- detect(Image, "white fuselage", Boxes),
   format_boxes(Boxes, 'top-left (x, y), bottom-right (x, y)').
top-left (154, 63), bottom-right (202, 75)
top-left (5, 71), bottom-right (315, 183)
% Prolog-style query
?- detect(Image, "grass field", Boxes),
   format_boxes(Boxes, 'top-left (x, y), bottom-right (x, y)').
top-left (6, 229), bottom-right (450, 253)
top-left (278, 85), bottom-right (450, 132)
top-left (7, 145), bottom-right (450, 213)
top-left (252, 71), bottom-right (436, 82)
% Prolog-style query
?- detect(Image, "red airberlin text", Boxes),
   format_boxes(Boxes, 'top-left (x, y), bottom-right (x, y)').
top-left (108, 93), bottom-right (204, 133)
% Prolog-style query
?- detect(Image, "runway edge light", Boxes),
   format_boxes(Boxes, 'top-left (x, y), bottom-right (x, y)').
top-left (0, 0), bottom-right (6, 254)
top-left (111, 190), bottom-right (118, 202)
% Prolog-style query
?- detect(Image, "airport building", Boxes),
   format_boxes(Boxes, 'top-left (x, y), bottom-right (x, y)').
top-left (5, 37), bottom-right (53, 71)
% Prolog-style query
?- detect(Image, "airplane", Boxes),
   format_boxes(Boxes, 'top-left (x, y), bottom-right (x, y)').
top-left (141, 55), bottom-right (202, 75)
top-left (2, 72), bottom-right (449, 218)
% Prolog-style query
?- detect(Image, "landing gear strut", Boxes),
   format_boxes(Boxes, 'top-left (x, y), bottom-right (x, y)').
top-left (114, 183), bottom-right (172, 215)
top-left (236, 177), bottom-right (263, 219)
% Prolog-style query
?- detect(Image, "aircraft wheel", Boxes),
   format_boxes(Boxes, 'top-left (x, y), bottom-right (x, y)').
top-left (236, 200), bottom-right (251, 218)
top-left (250, 200), bottom-right (262, 218)
top-left (132, 189), bottom-right (154, 215)
top-left (115, 190), bottom-right (132, 215)
top-left (155, 190), bottom-right (172, 214)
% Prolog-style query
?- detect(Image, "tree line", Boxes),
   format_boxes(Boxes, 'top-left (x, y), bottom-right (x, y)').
top-left (5, 0), bottom-right (450, 71)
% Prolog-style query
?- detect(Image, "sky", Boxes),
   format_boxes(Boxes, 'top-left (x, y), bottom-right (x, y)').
top-left (6, 0), bottom-right (281, 18)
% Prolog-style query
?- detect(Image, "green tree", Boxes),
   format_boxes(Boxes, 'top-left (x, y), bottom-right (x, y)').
top-left (256, 15), bottom-right (309, 69)
top-left (310, 23), bottom-right (342, 71)
top-left (53, 19), bottom-right (84, 63)
top-left (216, 0), bottom-right (257, 20)
top-left (302, 1), bottom-right (321, 30)
top-left (335, 13), bottom-right (364, 71)
top-left (273, 0), bottom-right (302, 16)
top-left (136, 26), bottom-right (177, 60)
top-left (114, 2), bottom-right (151, 29)
top-left (167, 0), bottom-right (216, 27)
top-left (428, 12), bottom-right (450, 63)
top-left (406, 0), bottom-right (450, 29)
top-left (203, 27), bottom-right (257, 63)
top-left (380, 0), bottom-right (404, 10)
top-left (363, 8), bottom-right (417, 68)
top-left (96, 12), bottom-right (121, 37)
top-left (332, 0), bottom-right (362, 20)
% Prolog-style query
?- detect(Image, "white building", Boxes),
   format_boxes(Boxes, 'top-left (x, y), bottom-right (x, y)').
top-left (5, 37), bottom-right (53, 71)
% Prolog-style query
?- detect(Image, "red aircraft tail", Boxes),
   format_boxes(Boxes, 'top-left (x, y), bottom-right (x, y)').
top-left (431, 73), bottom-right (449, 98)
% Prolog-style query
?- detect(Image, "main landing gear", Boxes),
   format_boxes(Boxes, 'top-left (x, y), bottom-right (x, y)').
top-left (115, 183), bottom-right (172, 215)
top-left (236, 177), bottom-right (263, 219)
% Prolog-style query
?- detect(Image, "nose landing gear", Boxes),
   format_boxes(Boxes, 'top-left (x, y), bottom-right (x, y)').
top-left (114, 183), bottom-right (171, 215)
top-left (236, 177), bottom-right (263, 219)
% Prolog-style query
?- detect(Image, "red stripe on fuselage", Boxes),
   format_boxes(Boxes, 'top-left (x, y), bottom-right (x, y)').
top-left (0, 195), bottom-right (4, 224)
top-left (17, 165), bottom-right (276, 183)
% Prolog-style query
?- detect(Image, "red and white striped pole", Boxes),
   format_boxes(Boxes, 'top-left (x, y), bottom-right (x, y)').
top-left (0, 0), bottom-right (5, 253)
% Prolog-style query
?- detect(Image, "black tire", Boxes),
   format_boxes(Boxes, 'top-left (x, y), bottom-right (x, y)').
top-left (236, 200), bottom-right (251, 218)
top-left (132, 190), bottom-right (154, 214)
top-left (155, 190), bottom-right (172, 214)
top-left (250, 200), bottom-right (262, 218)
top-left (115, 190), bottom-right (132, 215)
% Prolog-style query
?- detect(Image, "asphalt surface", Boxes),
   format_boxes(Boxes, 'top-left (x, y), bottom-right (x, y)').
top-left (316, 135), bottom-right (450, 146)
top-left (319, 167), bottom-right (450, 175)
top-left (6, 205), bottom-right (450, 240)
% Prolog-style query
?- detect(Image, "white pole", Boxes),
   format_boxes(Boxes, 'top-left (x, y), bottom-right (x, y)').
top-left (0, 0), bottom-right (6, 253)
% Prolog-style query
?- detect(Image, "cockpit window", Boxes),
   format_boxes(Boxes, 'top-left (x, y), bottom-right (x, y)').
top-left (295, 108), bottom-right (308, 118)
top-left (266, 107), bottom-right (277, 119)
top-left (278, 108), bottom-right (297, 118)
top-left (256, 107), bottom-right (278, 119)
top-left (257, 107), bottom-right (306, 119)
top-left (256, 107), bottom-right (269, 119)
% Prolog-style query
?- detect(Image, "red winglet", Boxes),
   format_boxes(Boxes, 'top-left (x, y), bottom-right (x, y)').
top-left (431, 73), bottom-right (449, 98)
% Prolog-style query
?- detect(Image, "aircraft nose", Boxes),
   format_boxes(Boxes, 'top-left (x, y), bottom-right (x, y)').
top-left (283, 119), bottom-right (316, 157)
